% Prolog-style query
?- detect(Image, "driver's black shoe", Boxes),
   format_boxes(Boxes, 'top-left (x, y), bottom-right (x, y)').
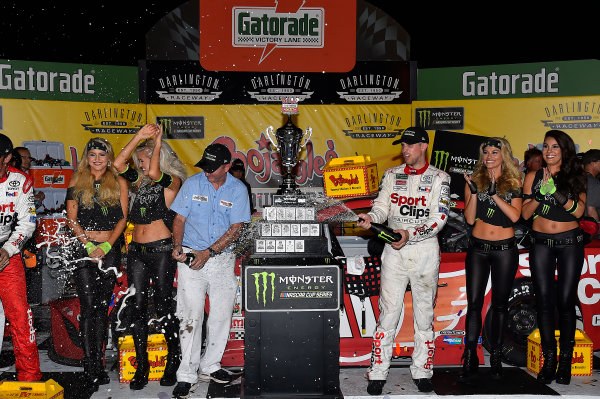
top-left (414, 378), bottom-right (434, 392)
top-left (367, 379), bottom-right (386, 395)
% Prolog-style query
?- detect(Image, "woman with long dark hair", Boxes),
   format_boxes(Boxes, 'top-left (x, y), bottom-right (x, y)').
top-left (66, 137), bottom-right (128, 391)
top-left (114, 123), bottom-right (186, 389)
top-left (522, 130), bottom-right (586, 385)
top-left (459, 137), bottom-right (523, 381)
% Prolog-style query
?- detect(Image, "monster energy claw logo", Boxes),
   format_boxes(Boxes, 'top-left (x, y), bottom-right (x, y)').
top-left (433, 151), bottom-right (450, 171)
top-left (140, 207), bottom-right (146, 218)
top-left (486, 208), bottom-right (495, 218)
top-left (541, 204), bottom-right (550, 215)
top-left (159, 118), bottom-right (172, 136)
top-left (252, 272), bottom-right (275, 306)
top-left (101, 206), bottom-right (108, 216)
top-left (417, 110), bottom-right (431, 128)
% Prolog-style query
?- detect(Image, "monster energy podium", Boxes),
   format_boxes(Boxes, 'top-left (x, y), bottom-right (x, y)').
top-left (242, 256), bottom-right (342, 399)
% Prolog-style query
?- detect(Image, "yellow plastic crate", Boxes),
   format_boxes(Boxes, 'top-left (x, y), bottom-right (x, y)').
top-left (0, 379), bottom-right (64, 398)
top-left (118, 333), bottom-right (168, 383)
top-left (527, 329), bottom-right (593, 376)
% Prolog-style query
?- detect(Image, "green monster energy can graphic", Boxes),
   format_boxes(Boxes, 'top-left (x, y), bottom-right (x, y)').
top-left (486, 208), bottom-right (495, 218)
top-left (433, 150), bottom-right (450, 171)
top-left (252, 272), bottom-right (275, 306)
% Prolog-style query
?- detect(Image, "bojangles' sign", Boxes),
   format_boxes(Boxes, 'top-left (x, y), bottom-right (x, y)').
top-left (200, 0), bottom-right (356, 72)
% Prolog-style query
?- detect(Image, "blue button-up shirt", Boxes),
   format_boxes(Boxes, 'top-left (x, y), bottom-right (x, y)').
top-left (170, 172), bottom-right (251, 251)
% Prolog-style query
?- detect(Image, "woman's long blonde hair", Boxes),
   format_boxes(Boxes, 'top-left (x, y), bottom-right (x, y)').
top-left (471, 137), bottom-right (523, 197)
top-left (131, 139), bottom-right (187, 185)
top-left (71, 137), bottom-right (121, 208)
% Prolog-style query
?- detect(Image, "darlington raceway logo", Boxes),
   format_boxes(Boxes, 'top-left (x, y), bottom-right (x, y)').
top-left (431, 150), bottom-right (477, 175)
top-left (341, 112), bottom-right (403, 139)
top-left (154, 72), bottom-right (222, 102)
top-left (81, 107), bottom-right (144, 134)
top-left (415, 107), bottom-right (465, 131)
top-left (246, 73), bottom-right (314, 102)
top-left (233, 4), bottom-right (324, 64)
top-left (540, 100), bottom-right (600, 130)
top-left (337, 73), bottom-right (403, 102)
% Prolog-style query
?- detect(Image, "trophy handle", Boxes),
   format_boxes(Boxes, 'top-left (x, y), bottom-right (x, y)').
top-left (300, 126), bottom-right (312, 149)
top-left (265, 126), bottom-right (279, 151)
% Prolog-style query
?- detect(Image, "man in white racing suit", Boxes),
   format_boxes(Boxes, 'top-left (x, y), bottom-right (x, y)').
top-left (0, 133), bottom-right (41, 381)
top-left (358, 126), bottom-right (450, 395)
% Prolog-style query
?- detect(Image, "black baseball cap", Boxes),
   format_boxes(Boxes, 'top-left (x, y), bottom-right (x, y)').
top-left (392, 126), bottom-right (429, 145)
top-left (582, 149), bottom-right (600, 165)
top-left (0, 133), bottom-right (13, 157)
top-left (230, 158), bottom-right (245, 172)
top-left (195, 143), bottom-right (231, 173)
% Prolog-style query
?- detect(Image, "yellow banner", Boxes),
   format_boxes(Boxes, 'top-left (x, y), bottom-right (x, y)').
top-left (415, 96), bottom-right (600, 166)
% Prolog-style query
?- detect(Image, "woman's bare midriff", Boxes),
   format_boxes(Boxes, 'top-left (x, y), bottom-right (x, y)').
top-left (132, 219), bottom-right (172, 243)
top-left (472, 220), bottom-right (515, 241)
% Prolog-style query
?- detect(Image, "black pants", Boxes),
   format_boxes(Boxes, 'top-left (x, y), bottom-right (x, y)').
top-left (126, 239), bottom-right (178, 363)
top-left (464, 237), bottom-right (519, 350)
top-left (529, 228), bottom-right (584, 350)
top-left (73, 242), bottom-right (120, 366)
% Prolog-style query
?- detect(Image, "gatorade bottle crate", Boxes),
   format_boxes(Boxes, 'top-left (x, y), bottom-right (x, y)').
top-left (30, 166), bottom-right (74, 189)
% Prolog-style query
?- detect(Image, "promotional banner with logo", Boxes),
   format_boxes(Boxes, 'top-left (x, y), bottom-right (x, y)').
top-left (0, 59), bottom-right (138, 103)
top-left (140, 60), bottom-right (413, 104)
top-left (419, 95), bottom-right (600, 200)
top-left (0, 98), bottom-right (147, 167)
top-left (147, 103), bottom-right (411, 207)
top-left (199, 0), bottom-right (356, 72)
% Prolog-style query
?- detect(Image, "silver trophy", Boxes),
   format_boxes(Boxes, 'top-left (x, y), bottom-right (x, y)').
top-left (265, 98), bottom-right (312, 194)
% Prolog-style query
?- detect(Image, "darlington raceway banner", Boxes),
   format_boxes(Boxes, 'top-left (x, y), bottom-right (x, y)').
top-left (418, 95), bottom-right (600, 200)
top-left (140, 60), bottom-right (413, 104)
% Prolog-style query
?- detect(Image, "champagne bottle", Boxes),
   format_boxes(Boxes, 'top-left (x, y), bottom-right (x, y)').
top-left (358, 218), bottom-right (403, 243)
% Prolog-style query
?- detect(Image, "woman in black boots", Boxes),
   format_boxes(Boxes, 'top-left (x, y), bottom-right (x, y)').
top-left (522, 130), bottom-right (586, 385)
top-left (460, 137), bottom-right (523, 381)
top-left (66, 138), bottom-right (128, 391)
top-left (114, 124), bottom-right (186, 390)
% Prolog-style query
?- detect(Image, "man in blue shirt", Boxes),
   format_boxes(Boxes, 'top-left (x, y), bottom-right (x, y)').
top-left (170, 143), bottom-right (251, 398)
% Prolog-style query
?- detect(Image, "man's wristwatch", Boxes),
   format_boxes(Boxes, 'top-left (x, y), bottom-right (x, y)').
top-left (208, 247), bottom-right (219, 257)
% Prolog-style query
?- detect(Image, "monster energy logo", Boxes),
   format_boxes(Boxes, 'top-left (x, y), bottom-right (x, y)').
top-left (417, 109), bottom-right (431, 128)
top-left (378, 231), bottom-right (396, 244)
top-left (541, 204), bottom-right (550, 215)
top-left (486, 208), bottom-right (495, 218)
top-left (252, 272), bottom-right (276, 306)
top-left (101, 206), bottom-right (108, 216)
top-left (158, 118), bottom-right (173, 136)
top-left (433, 151), bottom-right (450, 171)
top-left (140, 207), bottom-right (146, 218)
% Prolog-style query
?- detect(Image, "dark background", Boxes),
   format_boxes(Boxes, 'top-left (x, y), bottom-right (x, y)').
top-left (0, 1), bottom-right (597, 68)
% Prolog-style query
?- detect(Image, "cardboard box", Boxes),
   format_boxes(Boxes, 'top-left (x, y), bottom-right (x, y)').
top-left (0, 379), bottom-right (64, 398)
top-left (527, 329), bottom-right (593, 376)
top-left (36, 216), bottom-right (70, 246)
top-left (119, 333), bottom-right (168, 383)
top-left (323, 155), bottom-right (379, 199)
top-left (30, 166), bottom-right (74, 189)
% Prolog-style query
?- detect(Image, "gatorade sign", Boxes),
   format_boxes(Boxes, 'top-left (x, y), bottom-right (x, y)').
top-left (200, 0), bottom-right (356, 72)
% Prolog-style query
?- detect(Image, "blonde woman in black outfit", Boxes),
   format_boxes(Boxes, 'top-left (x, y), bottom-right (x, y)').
top-left (522, 130), bottom-right (586, 385)
top-left (459, 137), bottom-right (523, 381)
top-left (66, 138), bottom-right (128, 392)
top-left (114, 123), bottom-right (186, 390)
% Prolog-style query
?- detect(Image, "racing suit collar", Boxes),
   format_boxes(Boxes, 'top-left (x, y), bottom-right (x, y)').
top-left (404, 162), bottom-right (429, 175)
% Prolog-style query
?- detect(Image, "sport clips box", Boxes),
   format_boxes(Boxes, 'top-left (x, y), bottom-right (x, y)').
top-left (323, 155), bottom-right (379, 199)
top-left (527, 329), bottom-right (593, 376)
top-left (118, 334), bottom-right (168, 383)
